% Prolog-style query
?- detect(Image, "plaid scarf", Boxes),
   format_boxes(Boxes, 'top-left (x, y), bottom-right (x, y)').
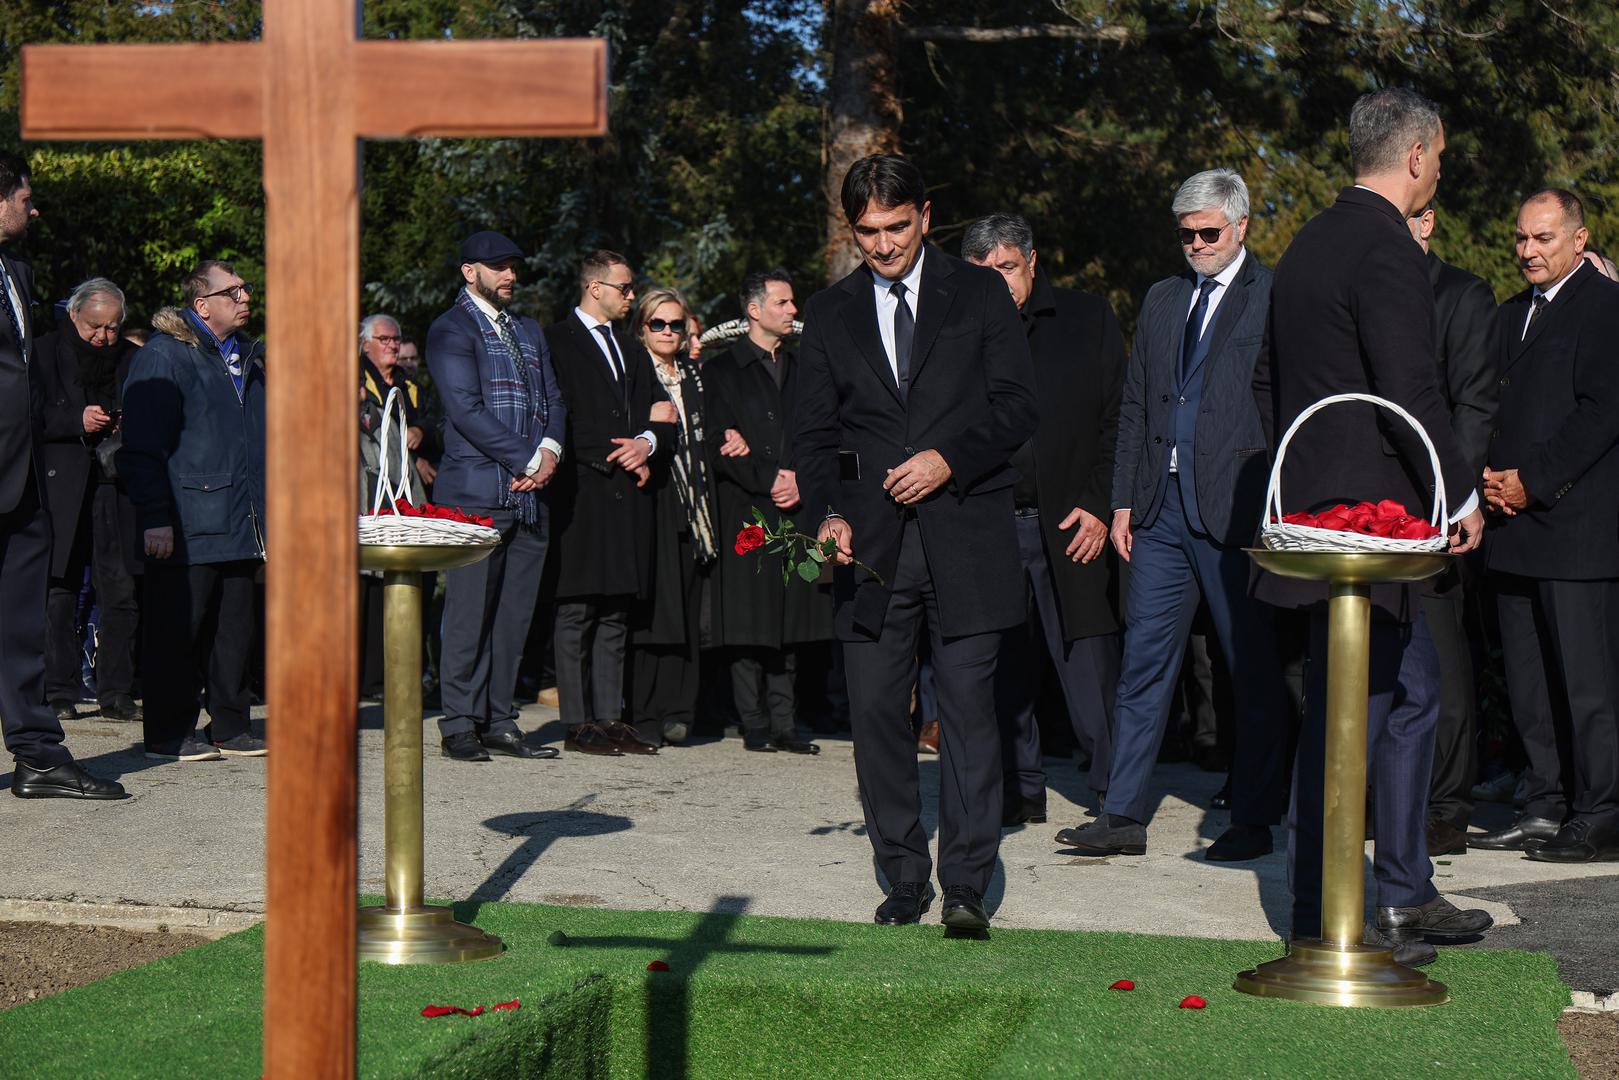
top-left (457, 290), bottom-right (549, 523)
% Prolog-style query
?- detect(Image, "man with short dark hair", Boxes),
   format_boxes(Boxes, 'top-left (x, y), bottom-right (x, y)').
top-left (794, 153), bottom-right (1038, 931)
top-left (962, 213), bottom-right (1124, 826)
top-left (1473, 188), bottom-right (1619, 863)
top-left (0, 152), bottom-right (127, 799)
top-left (1255, 87), bottom-right (1491, 962)
top-left (122, 260), bottom-right (268, 763)
top-left (547, 250), bottom-right (672, 756)
top-left (706, 269), bottom-right (828, 755)
top-left (426, 231), bottom-right (565, 763)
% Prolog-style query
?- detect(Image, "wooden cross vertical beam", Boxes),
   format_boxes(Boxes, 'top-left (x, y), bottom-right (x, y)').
top-left (21, 4), bottom-right (606, 1075)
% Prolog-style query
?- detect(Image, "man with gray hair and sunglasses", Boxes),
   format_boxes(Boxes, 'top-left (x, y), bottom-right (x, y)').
top-left (1056, 168), bottom-right (1292, 865)
top-left (962, 213), bottom-right (1124, 829)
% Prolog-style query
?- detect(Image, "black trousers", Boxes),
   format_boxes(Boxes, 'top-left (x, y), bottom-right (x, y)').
top-left (1495, 574), bottom-right (1619, 824)
top-left (45, 483), bottom-right (138, 706)
top-left (730, 648), bottom-right (798, 739)
top-left (555, 596), bottom-right (631, 728)
top-left (630, 544), bottom-right (707, 736)
top-left (845, 521), bottom-right (1003, 896)
top-left (995, 511), bottom-right (1119, 803)
top-left (141, 558), bottom-right (258, 748)
top-left (1422, 568), bottom-right (1479, 830)
top-left (0, 478), bottom-right (72, 766)
top-left (438, 506), bottom-right (547, 739)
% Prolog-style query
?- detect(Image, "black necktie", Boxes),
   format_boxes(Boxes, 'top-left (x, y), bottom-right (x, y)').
top-left (1523, 293), bottom-right (1548, 340)
top-left (593, 323), bottom-right (625, 383)
top-left (1179, 277), bottom-right (1218, 385)
top-left (890, 281), bottom-right (914, 398)
top-left (0, 258), bottom-right (26, 363)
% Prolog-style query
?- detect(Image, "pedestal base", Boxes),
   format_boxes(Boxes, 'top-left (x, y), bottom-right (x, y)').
top-left (1233, 939), bottom-right (1448, 1007)
top-left (357, 904), bottom-right (504, 965)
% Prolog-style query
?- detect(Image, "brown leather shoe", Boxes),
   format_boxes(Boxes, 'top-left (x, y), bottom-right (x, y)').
top-left (564, 723), bottom-right (623, 756)
top-left (917, 721), bottom-right (939, 755)
top-left (602, 720), bottom-right (660, 755)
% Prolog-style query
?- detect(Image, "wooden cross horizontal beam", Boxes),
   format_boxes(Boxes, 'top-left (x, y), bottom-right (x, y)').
top-left (21, 40), bottom-right (607, 140)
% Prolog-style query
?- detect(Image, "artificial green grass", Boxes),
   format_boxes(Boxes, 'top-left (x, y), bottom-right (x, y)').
top-left (0, 899), bottom-right (1575, 1079)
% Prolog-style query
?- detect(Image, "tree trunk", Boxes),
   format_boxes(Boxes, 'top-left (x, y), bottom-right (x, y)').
top-left (822, 0), bottom-right (903, 282)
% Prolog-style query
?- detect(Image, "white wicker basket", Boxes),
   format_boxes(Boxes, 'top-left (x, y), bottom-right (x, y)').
top-left (1260, 392), bottom-right (1449, 554)
top-left (358, 387), bottom-right (501, 547)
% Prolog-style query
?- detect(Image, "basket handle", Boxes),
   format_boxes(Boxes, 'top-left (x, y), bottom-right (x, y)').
top-left (369, 386), bottom-right (413, 515)
top-left (1264, 392), bottom-right (1448, 531)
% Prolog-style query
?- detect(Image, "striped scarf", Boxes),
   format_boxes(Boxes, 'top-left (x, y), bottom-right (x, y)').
top-left (457, 290), bottom-right (548, 523)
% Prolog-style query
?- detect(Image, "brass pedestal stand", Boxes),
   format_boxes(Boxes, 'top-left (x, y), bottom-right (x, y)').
top-left (1235, 549), bottom-right (1451, 1008)
top-left (357, 543), bottom-right (503, 964)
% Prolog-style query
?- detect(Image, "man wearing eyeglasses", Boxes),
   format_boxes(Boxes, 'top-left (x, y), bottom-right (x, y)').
top-left (122, 260), bottom-right (269, 763)
top-left (1056, 169), bottom-right (1292, 865)
top-left (546, 250), bottom-right (674, 756)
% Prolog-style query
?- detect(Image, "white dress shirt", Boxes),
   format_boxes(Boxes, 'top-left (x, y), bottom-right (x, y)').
top-left (1, 257), bottom-right (26, 364)
top-left (464, 288), bottom-right (563, 473)
top-left (1170, 247), bottom-right (1249, 473)
top-left (872, 248), bottom-right (925, 383)
top-left (573, 305), bottom-right (658, 455)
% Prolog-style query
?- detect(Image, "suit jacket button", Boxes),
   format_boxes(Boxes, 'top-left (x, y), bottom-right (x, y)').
top-left (1153, 436), bottom-right (1163, 445)
top-left (1178, 397), bottom-right (1186, 405)
top-left (1161, 394), bottom-right (1170, 403)
top-left (766, 411), bottom-right (775, 421)
top-left (1499, 376), bottom-right (1510, 387)
top-left (1491, 429), bottom-right (1499, 440)
top-left (611, 408), bottom-right (621, 418)
top-left (764, 446), bottom-right (775, 456)
top-left (905, 445), bottom-right (916, 455)
top-left (47, 468), bottom-right (56, 477)
top-left (615, 491), bottom-right (624, 501)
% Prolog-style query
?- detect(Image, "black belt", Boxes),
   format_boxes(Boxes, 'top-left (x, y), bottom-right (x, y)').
top-left (1013, 506), bottom-right (1040, 518)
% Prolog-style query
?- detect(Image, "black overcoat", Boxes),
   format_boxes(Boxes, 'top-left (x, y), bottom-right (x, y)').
top-left (34, 326), bottom-right (136, 578)
top-left (546, 311), bottom-right (672, 600)
top-left (1253, 186), bottom-right (1475, 614)
top-left (1484, 262), bottom-right (1619, 580)
top-left (704, 338), bottom-right (833, 647)
top-left (0, 252), bottom-right (44, 516)
top-left (793, 245), bottom-right (1039, 640)
top-left (1022, 274), bottom-right (1125, 640)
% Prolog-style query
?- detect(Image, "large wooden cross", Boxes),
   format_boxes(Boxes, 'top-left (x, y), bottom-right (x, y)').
top-left (21, 5), bottom-right (605, 1076)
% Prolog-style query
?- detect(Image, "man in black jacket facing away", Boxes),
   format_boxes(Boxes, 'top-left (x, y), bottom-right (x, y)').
top-left (794, 154), bottom-right (1038, 932)
top-left (962, 214), bottom-right (1123, 826)
top-left (1255, 88), bottom-right (1491, 964)
top-left (0, 152), bottom-right (126, 799)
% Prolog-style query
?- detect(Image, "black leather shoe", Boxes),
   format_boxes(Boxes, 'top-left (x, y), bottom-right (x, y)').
top-left (771, 736), bottom-right (820, 755)
top-left (874, 882), bottom-right (931, 925)
top-left (602, 720), bottom-right (659, 755)
top-left (1002, 800), bottom-right (1048, 827)
top-left (480, 732), bottom-right (558, 759)
top-left (441, 732), bottom-right (491, 762)
top-left (1468, 814), bottom-right (1561, 851)
top-left (50, 700), bottom-right (77, 725)
top-left (743, 734), bottom-right (778, 753)
top-left (940, 885), bottom-right (990, 931)
top-left (99, 694), bottom-right (143, 722)
top-left (1205, 823), bottom-right (1273, 862)
top-left (1055, 814), bottom-right (1146, 855)
top-left (1378, 895), bottom-right (1493, 941)
top-left (1425, 819), bottom-right (1468, 857)
top-left (1209, 780), bottom-right (1231, 810)
top-left (11, 759), bottom-right (128, 800)
top-left (1527, 818), bottom-right (1619, 863)
top-left (1360, 925), bottom-right (1437, 967)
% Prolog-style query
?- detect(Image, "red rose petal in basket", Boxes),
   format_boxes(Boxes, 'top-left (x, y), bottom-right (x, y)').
top-left (1108, 979), bottom-right (1135, 991)
top-left (1178, 995), bottom-right (1207, 1009)
top-left (647, 960), bottom-right (671, 972)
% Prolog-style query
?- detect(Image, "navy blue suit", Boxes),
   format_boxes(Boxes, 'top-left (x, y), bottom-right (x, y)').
top-left (1106, 249), bottom-right (1291, 827)
top-left (426, 294), bottom-right (565, 741)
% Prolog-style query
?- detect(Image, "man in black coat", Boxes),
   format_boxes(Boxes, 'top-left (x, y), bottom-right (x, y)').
top-left (1472, 189), bottom-right (1619, 863)
top-left (705, 270), bottom-right (829, 755)
top-left (547, 250), bottom-right (673, 757)
top-left (794, 154), bottom-right (1038, 931)
top-left (0, 152), bottom-right (125, 799)
top-left (1403, 206), bottom-right (1500, 856)
top-left (962, 214), bottom-right (1123, 826)
top-left (1254, 89), bottom-right (1490, 961)
top-left (36, 278), bottom-right (142, 725)
top-left (1058, 169), bottom-right (1291, 864)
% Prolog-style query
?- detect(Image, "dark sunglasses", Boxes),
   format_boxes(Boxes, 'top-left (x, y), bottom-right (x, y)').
top-left (1177, 225), bottom-right (1228, 246)
top-left (593, 279), bottom-right (635, 297)
top-left (646, 318), bottom-right (686, 333)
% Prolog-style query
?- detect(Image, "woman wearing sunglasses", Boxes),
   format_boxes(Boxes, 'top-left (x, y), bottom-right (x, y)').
top-left (627, 287), bottom-right (727, 744)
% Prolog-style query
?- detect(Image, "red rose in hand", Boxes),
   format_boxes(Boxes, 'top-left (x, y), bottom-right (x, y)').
top-left (734, 524), bottom-right (767, 556)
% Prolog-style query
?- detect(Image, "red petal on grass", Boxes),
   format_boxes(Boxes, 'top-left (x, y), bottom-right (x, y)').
top-left (491, 999), bottom-right (520, 1012)
top-left (647, 960), bottom-right (671, 972)
top-left (1179, 995), bottom-right (1207, 1009)
top-left (1108, 979), bottom-right (1135, 991)
top-left (421, 1004), bottom-right (484, 1018)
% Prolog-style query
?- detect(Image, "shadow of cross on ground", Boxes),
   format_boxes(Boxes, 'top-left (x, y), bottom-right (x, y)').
top-left (469, 798), bottom-right (633, 903)
top-left (559, 895), bottom-right (835, 1080)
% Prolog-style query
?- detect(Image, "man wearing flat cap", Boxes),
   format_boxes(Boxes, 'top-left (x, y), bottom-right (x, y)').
top-left (425, 231), bottom-right (567, 762)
